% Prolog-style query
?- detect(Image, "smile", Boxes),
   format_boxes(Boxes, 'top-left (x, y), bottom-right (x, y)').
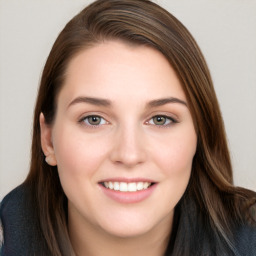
top-left (102, 181), bottom-right (152, 192)
top-left (99, 179), bottom-right (157, 204)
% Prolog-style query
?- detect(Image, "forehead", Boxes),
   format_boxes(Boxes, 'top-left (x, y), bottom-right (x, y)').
top-left (58, 40), bottom-right (186, 106)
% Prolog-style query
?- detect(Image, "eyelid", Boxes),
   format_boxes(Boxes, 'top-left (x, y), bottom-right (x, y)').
top-left (78, 114), bottom-right (109, 127)
top-left (145, 114), bottom-right (178, 127)
top-left (77, 112), bottom-right (178, 128)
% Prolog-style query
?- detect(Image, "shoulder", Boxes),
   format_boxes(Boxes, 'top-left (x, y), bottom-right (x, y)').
top-left (0, 184), bottom-right (31, 255)
top-left (0, 184), bottom-right (31, 234)
top-left (0, 216), bottom-right (3, 251)
top-left (0, 184), bottom-right (27, 215)
top-left (0, 184), bottom-right (48, 255)
top-left (234, 215), bottom-right (256, 255)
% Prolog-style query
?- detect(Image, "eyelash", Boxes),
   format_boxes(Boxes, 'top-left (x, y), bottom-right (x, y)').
top-left (78, 114), bottom-right (177, 128)
top-left (79, 115), bottom-right (108, 127)
top-left (146, 115), bottom-right (177, 127)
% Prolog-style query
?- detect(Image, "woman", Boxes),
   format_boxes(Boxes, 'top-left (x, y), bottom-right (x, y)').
top-left (1, 0), bottom-right (255, 255)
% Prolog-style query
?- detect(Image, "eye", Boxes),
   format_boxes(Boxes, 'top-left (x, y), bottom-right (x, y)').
top-left (79, 115), bottom-right (107, 126)
top-left (148, 115), bottom-right (176, 126)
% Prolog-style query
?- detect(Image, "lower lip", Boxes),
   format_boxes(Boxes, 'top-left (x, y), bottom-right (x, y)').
top-left (99, 184), bottom-right (157, 204)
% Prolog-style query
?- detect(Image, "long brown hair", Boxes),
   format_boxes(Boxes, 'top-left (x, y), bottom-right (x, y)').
top-left (25, 0), bottom-right (256, 255)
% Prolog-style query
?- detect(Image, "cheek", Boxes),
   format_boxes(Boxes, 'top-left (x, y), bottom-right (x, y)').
top-left (151, 130), bottom-right (197, 177)
top-left (52, 126), bottom-right (111, 177)
top-left (153, 133), bottom-right (197, 206)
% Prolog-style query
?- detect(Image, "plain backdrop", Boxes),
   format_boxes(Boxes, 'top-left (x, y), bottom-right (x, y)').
top-left (0, 0), bottom-right (256, 199)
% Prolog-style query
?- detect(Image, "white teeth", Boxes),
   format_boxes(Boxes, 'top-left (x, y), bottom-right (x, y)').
top-left (143, 182), bottom-right (150, 189)
top-left (102, 181), bottom-right (152, 192)
top-left (120, 182), bottom-right (128, 192)
top-left (114, 182), bottom-right (120, 190)
top-left (128, 182), bottom-right (137, 192)
top-left (137, 182), bottom-right (144, 191)
top-left (109, 182), bottom-right (114, 189)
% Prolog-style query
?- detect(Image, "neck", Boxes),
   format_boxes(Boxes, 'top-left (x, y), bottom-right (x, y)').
top-left (68, 209), bottom-right (173, 256)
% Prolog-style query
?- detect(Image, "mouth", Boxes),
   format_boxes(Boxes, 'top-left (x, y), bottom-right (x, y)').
top-left (98, 179), bottom-right (157, 203)
top-left (100, 181), bottom-right (155, 192)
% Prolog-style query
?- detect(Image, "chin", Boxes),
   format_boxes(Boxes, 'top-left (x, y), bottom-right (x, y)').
top-left (100, 223), bottom-right (153, 239)
top-left (95, 210), bottom-right (170, 239)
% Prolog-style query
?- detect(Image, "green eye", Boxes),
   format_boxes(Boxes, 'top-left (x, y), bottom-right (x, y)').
top-left (148, 115), bottom-right (175, 126)
top-left (80, 115), bottom-right (107, 126)
top-left (153, 116), bottom-right (168, 125)
top-left (87, 116), bottom-right (101, 125)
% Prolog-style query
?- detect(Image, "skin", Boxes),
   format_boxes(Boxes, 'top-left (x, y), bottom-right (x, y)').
top-left (40, 41), bottom-right (197, 256)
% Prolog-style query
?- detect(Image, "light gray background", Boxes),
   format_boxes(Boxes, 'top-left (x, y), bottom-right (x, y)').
top-left (0, 0), bottom-right (256, 199)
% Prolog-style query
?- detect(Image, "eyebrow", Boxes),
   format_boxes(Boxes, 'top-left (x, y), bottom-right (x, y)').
top-left (67, 96), bottom-right (187, 109)
top-left (68, 96), bottom-right (111, 108)
top-left (146, 97), bottom-right (187, 108)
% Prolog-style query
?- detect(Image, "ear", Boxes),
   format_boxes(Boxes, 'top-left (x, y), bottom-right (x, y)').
top-left (39, 113), bottom-right (57, 166)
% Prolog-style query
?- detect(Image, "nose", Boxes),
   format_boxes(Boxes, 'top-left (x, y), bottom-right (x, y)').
top-left (109, 125), bottom-right (147, 168)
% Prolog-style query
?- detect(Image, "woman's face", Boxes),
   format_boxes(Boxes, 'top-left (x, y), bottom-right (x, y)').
top-left (41, 41), bottom-right (197, 239)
